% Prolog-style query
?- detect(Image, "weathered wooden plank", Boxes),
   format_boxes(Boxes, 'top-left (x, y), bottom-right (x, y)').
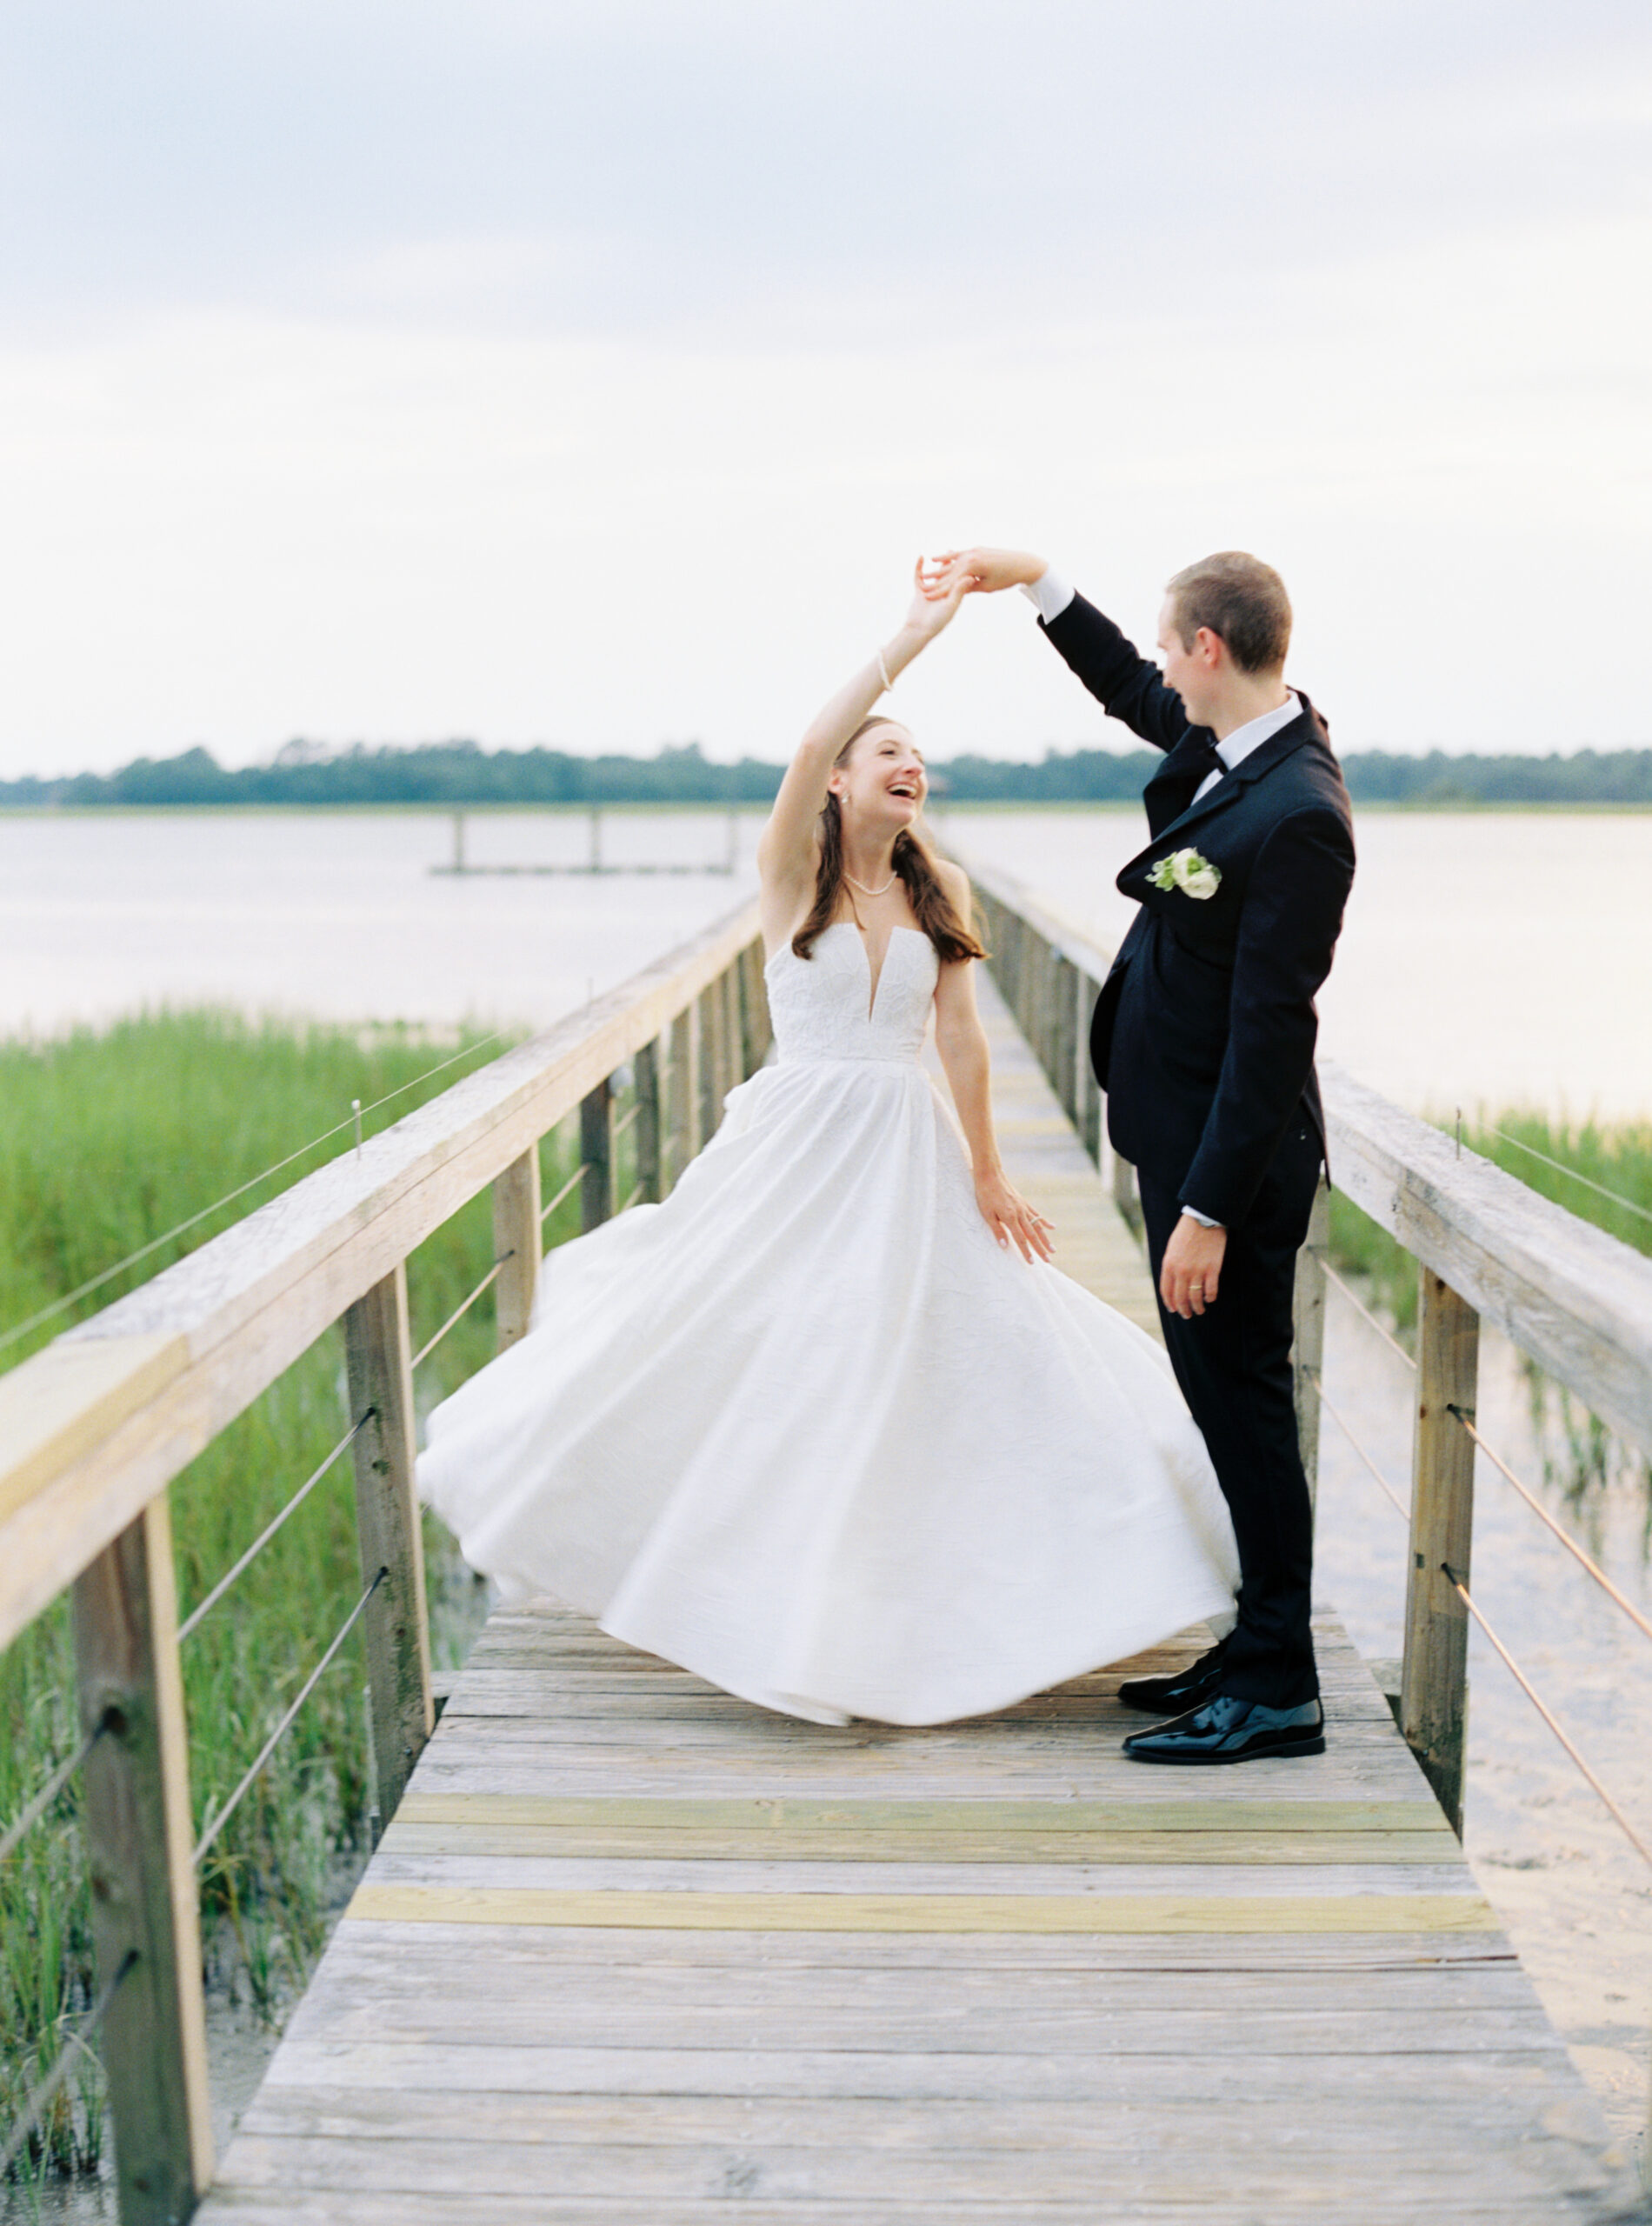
top-left (256, 2035), bottom-right (1589, 2103)
top-left (276, 1995), bottom-right (1556, 2057)
top-left (206, 2128), bottom-right (1613, 2204)
top-left (410, 1756), bottom-right (1440, 1803)
top-left (392, 1789), bottom-right (1447, 1831)
top-left (290, 1949), bottom-right (1536, 2016)
top-left (379, 1824), bottom-right (1455, 1866)
top-left (192, 2191), bottom-right (1628, 2226)
top-left (361, 1848), bottom-right (1475, 1896)
top-left (230, 2080), bottom-right (1589, 2149)
top-left (322, 1915), bottom-right (1521, 1971)
top-left (343, 1883), bottom-right (1500, 1931)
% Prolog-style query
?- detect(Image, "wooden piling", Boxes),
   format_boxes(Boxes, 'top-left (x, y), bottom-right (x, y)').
top-left (343, 1267), bottom-right (435, 1829)
top-left (72, 1496), bottom-right (214, 2224)
top-left (491, 1150), bottom-right (541, 1352)
top-left (1293, 1176), bottom-right (1331, 1515)
top-left (1401, 1269), bottom-right (1481, 1835)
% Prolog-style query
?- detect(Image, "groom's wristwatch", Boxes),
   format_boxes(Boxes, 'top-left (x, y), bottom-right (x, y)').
top-left (1180, 1206), bottom-right (1223, 1230)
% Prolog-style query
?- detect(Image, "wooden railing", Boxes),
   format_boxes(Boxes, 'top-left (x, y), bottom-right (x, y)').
top-left (0, 897), bottom-right (769, 2224)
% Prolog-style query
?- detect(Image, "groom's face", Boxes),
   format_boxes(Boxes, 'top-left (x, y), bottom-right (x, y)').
top-left (1156, 599), bottom-right (1216, 726)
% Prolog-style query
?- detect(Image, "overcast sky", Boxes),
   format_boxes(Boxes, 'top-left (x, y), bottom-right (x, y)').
top-left (3, 1), bottom-right (1649, 774)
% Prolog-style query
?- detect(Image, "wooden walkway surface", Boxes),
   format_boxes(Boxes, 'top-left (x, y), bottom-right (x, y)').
top-left (197, 976), bottom-right (1640, 2223)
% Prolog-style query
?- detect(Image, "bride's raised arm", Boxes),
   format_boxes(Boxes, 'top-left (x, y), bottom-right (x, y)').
top-left (756, 557), bottom-right (973, 936)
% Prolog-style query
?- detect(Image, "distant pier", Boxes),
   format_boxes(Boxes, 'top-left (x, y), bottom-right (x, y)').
top-left (431, 808), bottom-right (740, 877)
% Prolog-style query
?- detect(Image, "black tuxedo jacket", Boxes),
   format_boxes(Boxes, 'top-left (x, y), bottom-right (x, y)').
top-left (1042, 593), bottom-right (1356, 1230)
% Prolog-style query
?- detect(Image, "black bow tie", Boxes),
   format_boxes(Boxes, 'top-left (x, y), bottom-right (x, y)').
top-left (1181, 736), bottom-right (1228, 790)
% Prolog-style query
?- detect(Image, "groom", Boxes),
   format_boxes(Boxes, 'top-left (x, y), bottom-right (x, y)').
top-left (927, 548), bottom-right (1356, 1763)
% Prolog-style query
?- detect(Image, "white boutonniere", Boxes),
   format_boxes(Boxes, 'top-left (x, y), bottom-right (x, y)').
top-left (1147, 847), bottom-right (1222, 900)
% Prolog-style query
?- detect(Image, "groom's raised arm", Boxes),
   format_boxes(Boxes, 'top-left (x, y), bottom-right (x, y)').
top-left (921, 549), bottom-right (1191, 756)
top-left (1034, 583), bottom-right (1193, 756)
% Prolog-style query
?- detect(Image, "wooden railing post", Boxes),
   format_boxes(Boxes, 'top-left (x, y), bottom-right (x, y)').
top-left (633, 1036), bottom-right (663, 1203)
top-left (739, 939), bottom-right (771, 1077)
top-left (1076, 971), bottom-right (1102, 1165)
top-left (580, 1077), bottom-right (615, 1230)
top-left (1054, 953), bottom-right (1079, 1123)
top-left (1401, 1268), bottom-right (1481, 1835)
top-left (343, 1266), bottom-right (434, 1829)
top-left (697, 982), bottom-right (725, 1145)
top-left (72, 1495), bottom-right (214, 2224)
top-left (491, 1147), bottom-right (541, 1352)
top-left (666, 1002), bottom-right (699, 1191)
top-left (1292, 1176), bottom-right (1330, 1516)
top-left (719, 963), bottom-right (741, 1102)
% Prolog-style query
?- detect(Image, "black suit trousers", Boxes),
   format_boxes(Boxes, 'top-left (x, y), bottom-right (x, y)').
top-left (1136, 1116), bottom-right (1324, 1709)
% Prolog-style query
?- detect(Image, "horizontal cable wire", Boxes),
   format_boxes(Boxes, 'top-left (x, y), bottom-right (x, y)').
top-left (410, 1256), bottom-right (512, 1371)
top-left (1309, 1369), bottom-right (1410, 1522)
top-left (539, 1162), bottom-right (590, 1225)
top-left (177, 1413), bottom-right (374, 1644)
top-left (193, 1570), bottom-right (383, 1867)
top-left (1444, 1565), bottom-right (1652, 1871)
top-left (1, 1033), bottom-right (506, 1358)
top-left (1447, 1404), bottom-right (1652, 1646)
top-left (610, 1099), bottom-right (643, 1138)
top-left (618, 1182), bottom-right (645, 1215)
top-left (0, 1720), bottom-right (106, 1867)
top-left (0, 1948), bottom-right (137, 2181)
top-left (1320, 1260), bottom-right (1416, 1370)
top-left (1488, 1130), bottom-right (1652, 1228)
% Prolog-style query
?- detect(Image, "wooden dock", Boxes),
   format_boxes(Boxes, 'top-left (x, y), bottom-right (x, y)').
top-left (193, 976), bottom-right (1640, 2224)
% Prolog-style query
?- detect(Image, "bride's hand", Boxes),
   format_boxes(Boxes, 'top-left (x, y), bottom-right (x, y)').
top-left (975, 1170), bottom-right (1055, 1263)
top-left (900, 553), bottom-right (975, 645)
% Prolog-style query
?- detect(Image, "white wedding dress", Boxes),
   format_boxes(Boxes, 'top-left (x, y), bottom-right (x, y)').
top-left (418, 922), bottom-right (1238, 1725)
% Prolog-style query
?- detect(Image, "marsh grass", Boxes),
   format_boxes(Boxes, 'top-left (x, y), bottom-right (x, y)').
top-left (0, 1010), bottom-right (602, 2185)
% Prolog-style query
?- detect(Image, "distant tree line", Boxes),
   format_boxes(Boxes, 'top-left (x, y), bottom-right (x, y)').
top-left (3, 738), bottom-right (1650, 809)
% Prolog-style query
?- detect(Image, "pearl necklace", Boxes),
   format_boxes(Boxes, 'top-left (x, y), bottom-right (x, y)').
top-left (843, 870), bottom-right (898, 897)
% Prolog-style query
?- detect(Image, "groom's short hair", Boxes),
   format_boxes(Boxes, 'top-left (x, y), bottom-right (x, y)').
top-left (1165, 552), bottom-right (1291, 674)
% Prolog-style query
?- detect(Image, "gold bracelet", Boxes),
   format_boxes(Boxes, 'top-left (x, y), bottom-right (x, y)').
top-left (876, 648), bottom-right (894, 693)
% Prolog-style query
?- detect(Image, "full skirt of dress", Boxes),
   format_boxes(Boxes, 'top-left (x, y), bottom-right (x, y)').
top-left (418, 1052), bottom-right (1239, 1726)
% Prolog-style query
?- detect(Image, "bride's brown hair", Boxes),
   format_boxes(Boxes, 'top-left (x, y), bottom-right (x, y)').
top-left (792, 717), bottom-right (988, 965)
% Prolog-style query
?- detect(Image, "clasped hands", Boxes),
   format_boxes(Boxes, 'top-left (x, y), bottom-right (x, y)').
top-left (919, 549), bottom-right (1047, 602)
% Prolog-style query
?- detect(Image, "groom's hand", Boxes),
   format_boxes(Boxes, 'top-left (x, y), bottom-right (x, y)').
top-left (922, 547), bottom-right (1047, 598)
top-left (1161, 1214), bottom-right (1227, 1319)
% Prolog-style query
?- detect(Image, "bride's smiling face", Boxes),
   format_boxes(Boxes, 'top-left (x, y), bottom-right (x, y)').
top-left (829, 723), bottom-right (927, 830)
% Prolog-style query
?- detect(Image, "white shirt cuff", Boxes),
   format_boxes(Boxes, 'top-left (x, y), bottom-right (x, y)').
top-left (1018, 566), bottom-right (1076, 625)
top-left (1180, 1204), bottom-right (1224, 1230)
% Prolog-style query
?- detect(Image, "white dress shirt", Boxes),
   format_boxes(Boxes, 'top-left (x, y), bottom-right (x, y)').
top-left (1022, 566), bottom-right (1301, 1231)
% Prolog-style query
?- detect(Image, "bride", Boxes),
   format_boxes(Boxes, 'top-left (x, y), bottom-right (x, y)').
top-left (417, 563), bottom-right (1238, 1726)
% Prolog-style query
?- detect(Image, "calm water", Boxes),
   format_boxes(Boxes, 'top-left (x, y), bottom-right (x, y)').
top-left (4, 803), bottom-right (1649, 2185)
top-left (5, 804), bottom-right (1652, 1119)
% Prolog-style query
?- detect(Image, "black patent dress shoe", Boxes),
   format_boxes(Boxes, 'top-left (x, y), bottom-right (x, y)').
top-left (1116, 1645), bottom-right (1228, 1715)
top-left (1122, 1692), bottom-right (1326, 1765)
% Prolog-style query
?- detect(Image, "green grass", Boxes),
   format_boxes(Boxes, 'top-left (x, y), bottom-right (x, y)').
top-left (0, 1010), bottom-right (610, 2184)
